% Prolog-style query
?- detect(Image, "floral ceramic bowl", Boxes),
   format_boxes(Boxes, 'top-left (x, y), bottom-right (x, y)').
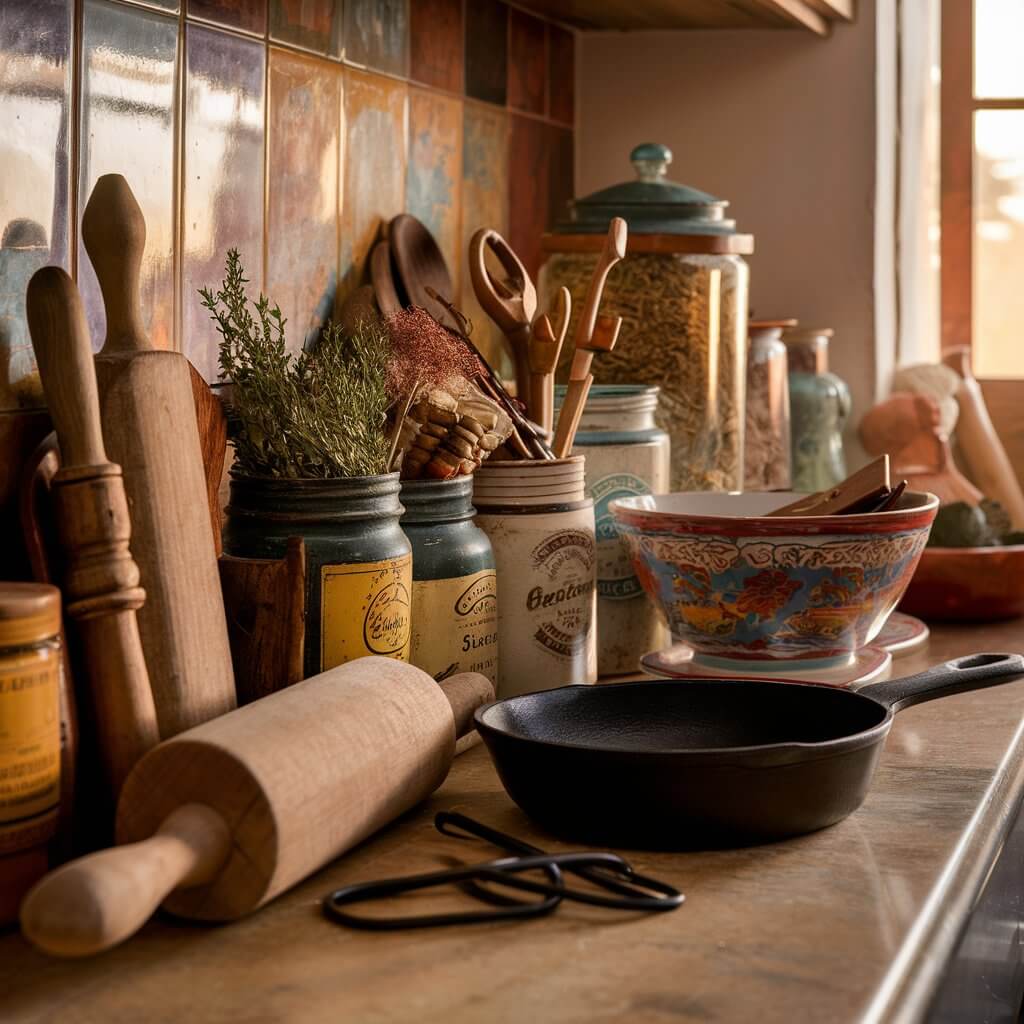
top-left (610, 491), bottom-right (938, 669)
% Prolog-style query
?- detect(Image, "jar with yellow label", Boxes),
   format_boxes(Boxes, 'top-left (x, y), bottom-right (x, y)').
top-left (401, 477), bottom-right (497, 685)
top-left (0, 583), bottom-right (62, 923)
top-left (224, 474), bottom-right (412, 677)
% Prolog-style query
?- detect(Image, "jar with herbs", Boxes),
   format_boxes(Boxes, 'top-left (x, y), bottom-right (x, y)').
top-left (540, 143), bottom-right (753, 492)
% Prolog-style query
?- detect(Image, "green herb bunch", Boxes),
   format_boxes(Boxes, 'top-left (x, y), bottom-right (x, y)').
top-left (201, 249), bottom-right (392, 479)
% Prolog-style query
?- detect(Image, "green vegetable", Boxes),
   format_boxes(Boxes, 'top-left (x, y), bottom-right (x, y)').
top-left (927, 498), bottom-right (1023, 548)
top-left (201, 250), bottom-right (392, 479)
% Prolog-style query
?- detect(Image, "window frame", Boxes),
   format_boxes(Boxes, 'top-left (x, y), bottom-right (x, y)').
top-left (940, 0), bottom-right (1024, 364)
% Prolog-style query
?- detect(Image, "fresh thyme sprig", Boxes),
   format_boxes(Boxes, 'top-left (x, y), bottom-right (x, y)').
top-left (200, 249), bottom-right (391, 479)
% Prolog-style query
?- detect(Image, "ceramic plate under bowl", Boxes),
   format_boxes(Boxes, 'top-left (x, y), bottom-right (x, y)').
top-left (880, 611), bottom-right (929, 656)
top-left (639, 643), bottom-right (892, 689)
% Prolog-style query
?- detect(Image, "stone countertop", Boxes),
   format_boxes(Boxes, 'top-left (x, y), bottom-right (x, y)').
top-left (4, 620), bottom-right (1024, 1024)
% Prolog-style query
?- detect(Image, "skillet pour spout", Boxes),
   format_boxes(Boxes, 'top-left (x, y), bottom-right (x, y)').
top-left (475, 653), bottom-right (1024, 849)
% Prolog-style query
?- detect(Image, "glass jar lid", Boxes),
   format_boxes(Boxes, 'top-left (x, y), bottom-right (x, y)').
top-left (556, 143), bottom-right (739, 236)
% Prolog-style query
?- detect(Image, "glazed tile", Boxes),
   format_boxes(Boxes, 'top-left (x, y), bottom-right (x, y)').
top-left (188, 0), bottom-right (267, 36)
top-left (460, 102), bottom-right (511, 380)
top-left (507, 8), bottom-right (545, 115)
top-left (269, 0), bottom-right (342, 57)
top-left (345, 0), bottom-right (408, 77)
top-left (183, 25), bottom-right (266, 382)
top-left (267, 48), bottom-right (340, 352)
top-left (406, 88), bottom-right (462, 296)
top-left (547, 23), bottom-right (574, 125)
top-left (508, 112), bottom-right (548, 282)
top-left (464, 0), bottom-right (507, 106)
top-left (340, 67), bottom-right (406, 301)
top-left (79, 0), bottom-right (178, 351)
top-left (408, 0), bottom-right (461, 93)
top-left (0, 0), bottom-right (73, 410)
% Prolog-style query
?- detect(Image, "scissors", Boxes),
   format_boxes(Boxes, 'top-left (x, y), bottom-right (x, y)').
top-left (468, 228), bottom-right (538, 400)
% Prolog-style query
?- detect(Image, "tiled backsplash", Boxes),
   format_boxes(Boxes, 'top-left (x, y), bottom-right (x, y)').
top-left (0, 0), bottom-right (575, 410)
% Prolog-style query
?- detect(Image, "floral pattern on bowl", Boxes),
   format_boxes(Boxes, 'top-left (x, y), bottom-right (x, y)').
top-left (611, 491), bottom-right (937, 666)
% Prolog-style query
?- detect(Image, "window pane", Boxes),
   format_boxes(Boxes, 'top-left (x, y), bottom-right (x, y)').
top-left (973, 110), bottom-right (1024, 377)
top-left (974, 0), bottom-right (1024, 99)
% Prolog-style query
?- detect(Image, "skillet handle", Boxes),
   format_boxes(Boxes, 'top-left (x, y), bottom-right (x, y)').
top-left (860, 653), bottom-right (1024, 712)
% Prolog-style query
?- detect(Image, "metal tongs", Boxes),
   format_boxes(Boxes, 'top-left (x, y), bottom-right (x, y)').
top-left (322, 812), bottom-right (683, 930)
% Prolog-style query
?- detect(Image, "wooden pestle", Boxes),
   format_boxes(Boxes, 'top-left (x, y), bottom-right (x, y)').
top-left (83, 174), bottom-right (235, 737)
top-left (25, 267), bottom-right (160, 800)
top-left (21, 658), bottom-right (494, 957)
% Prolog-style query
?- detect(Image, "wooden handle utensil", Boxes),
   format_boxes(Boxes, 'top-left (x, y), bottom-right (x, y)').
top-left (21, 658), bottom-right (494, 957)
top-left (552, 219), bottom-right (627, 458)
top-left (83, 174), bottom-right (235, 737)
top-left (527, 287), bottom-right (570, 435)
top-left (944, 348), bottom-right (1024, 527)
top-left (26, 266), bottom-right (160, 801)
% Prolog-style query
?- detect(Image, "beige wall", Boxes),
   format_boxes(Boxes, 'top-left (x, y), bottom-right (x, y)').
top-left (575, 5), bottom-right (884, 464)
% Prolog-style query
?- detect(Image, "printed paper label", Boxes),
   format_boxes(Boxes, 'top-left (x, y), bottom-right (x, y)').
top-left (591, 472), bottom-right (650, 601)
top-left (411, 570), bottom-right (498, 684)
top-left (321, 556), bottom-right (412, 670)
top-left (0, 648), bottom-right (60, 842)
top-left (527, 530), bottom-right (596, 660)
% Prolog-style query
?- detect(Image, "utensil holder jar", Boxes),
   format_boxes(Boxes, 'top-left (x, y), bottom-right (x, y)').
top-left (400, 478), bottom-right (498, 685)
top-left (554, 386), bottom-right (670, 675)
top-left (223, 473), bottom-right (411, 678)
top-left (473, 458), bottom-right (597, 696)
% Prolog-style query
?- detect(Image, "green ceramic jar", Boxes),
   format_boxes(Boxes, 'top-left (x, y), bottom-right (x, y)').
top-left (223, 473), bottom-right (412, 678)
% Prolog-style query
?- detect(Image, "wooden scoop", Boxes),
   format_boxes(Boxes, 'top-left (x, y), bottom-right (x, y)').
top-left (526, 287), bottom-right (571, 436)
top-left (21, 658), bottom-right (493, 957)
top-left (552, 219), bottom-right (627, 458)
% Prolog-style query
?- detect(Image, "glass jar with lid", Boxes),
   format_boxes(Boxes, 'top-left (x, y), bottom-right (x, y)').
top-left (540, 143), bottom-right (754, 492)
top-left (744, 320), bottom-right (793, 492)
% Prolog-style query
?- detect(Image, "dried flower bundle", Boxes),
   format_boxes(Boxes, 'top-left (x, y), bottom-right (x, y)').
top-left (201, 249), bottom-right (391, 479)
top-left (385, 307), bottom-right (481, 395)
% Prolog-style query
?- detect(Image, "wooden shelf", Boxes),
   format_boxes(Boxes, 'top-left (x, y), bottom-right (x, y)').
top-left (514, 0), bottom-right (854, 36)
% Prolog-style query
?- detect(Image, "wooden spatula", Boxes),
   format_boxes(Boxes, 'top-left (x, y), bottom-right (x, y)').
top-left (83, 174), bottom-right (236, 738)
top-left (766, 456), bottom-right (901, 517)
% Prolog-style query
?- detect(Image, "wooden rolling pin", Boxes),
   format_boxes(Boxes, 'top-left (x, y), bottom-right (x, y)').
top-left (82, 174), bottom-right (235, 737)
top-left (944, 348), bottom-right (1024, 528)
top-left (25, 266), bottom-right (160, 801)
top-left (21, 658), bottom-right (493, 957)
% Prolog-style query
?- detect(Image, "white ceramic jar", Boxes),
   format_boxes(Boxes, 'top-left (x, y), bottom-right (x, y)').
top-left (556, 385), bottom-right (670, 674)
top-left (473, 457), bottom-right (597, 697)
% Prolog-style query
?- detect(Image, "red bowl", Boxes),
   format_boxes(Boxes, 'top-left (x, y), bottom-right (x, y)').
top-left (899, 545), bottom-right (1024, 621)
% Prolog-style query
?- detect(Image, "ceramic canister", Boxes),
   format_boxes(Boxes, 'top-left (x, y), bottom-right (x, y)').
top-left (555, 386), bottom-right (670, 675)
top-left (223, 473), bottom-right (412, 678)
top-left (473, 458), bottom-right (597, 696)
top-left (400, 477), bottom-right (498, 685)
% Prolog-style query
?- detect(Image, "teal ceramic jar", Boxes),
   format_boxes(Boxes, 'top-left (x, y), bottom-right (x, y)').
top-left (554, 385), bottom-right (670, 675)
top-left (223, 473), bottom-right (412, 678)
top-left (785, 328), bottom-right (851, 492)
top-left (400, 478), bottom-right (498, 685)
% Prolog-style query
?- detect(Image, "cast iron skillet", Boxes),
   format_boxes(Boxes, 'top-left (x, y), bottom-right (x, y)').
top-left (474, 653), bottom-right (1024, 848)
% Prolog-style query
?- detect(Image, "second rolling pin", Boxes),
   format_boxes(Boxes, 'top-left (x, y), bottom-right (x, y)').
top-left (82, 174), bottom-right (235, 736)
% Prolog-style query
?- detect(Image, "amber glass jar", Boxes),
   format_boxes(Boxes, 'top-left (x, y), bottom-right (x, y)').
top-left (0, 583), bottom-right (62, 924)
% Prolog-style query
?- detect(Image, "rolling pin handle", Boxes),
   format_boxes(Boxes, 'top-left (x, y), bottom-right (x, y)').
top-left (21, 803), bottom-right (230, 957)
top-left (439, 673), bottom-right (495, 740)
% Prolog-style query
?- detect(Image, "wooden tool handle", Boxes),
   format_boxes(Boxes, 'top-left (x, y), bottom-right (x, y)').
top-left (81, 173), bottom-right (151, 354)
top-left (944, 347), bottom-right (1024, 528)
top-left (572, 217), bottom-right (627, 356)
top-left (26, 267), bottom-right (107, 467)
top-left (440, 672), bottom-right (494, 740)
top-left (21, 804), bottom-right (230, 958)
top-left (27, 265), bottom-right (160, 801)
